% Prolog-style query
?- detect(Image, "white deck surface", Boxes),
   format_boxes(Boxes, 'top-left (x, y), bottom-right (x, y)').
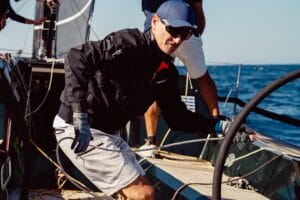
top-left (28, 189), bottom-right (114, 200)
top-left (138, 151), bottom-right (269, 200)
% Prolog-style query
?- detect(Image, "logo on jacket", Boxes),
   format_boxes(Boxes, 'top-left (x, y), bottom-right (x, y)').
top-left (112, 49), bottom-right (122, 57)
top-left (156, 79), bottom-right (167, 84)
top-left (150, 61), bottom-right (170, 85)
top-left (155, 61), bottom-right (169, 73)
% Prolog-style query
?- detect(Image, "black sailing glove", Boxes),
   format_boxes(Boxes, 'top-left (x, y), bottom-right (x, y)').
top-left (71, 113), bottom-right (92, 154)
top-left (206, 117), bottom-right (219, 137)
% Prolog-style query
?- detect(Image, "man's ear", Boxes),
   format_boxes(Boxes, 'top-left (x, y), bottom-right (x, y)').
top-left (151, 14), bottom-right (160, 30)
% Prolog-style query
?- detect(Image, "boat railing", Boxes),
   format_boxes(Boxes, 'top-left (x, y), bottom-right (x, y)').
top-left (218, 96), bottom-right (300, 128)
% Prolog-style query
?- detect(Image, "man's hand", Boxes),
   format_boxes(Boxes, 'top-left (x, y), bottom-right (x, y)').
top-left (25, 17), bottom-right (47, 25)
top-left (46, 0), bottom-right (60, 9)
top-left (71, 113), bottom-right (92, 153)
top-left (33, 17), bottom-right (47, 25)
top-left (218, 117), bottom-right (254, 143)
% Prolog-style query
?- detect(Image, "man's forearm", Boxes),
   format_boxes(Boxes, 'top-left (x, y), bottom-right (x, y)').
top-left (198, 72), bottom-right (219, 117)
top-left (191, 1), bottom-right (206, 35)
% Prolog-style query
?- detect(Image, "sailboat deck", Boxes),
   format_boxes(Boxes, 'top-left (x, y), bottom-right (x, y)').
top-left (138, 151), bottom-right (269, 200)
top-left (255, 133), bottom-right (300, 159)
top-left (28, 189), bottom-right (114, 200)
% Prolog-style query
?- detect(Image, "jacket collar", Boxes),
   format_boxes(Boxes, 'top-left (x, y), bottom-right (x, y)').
top-left (144, 29), bottom-right (174, 63)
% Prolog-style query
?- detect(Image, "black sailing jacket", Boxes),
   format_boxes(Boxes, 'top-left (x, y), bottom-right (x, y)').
top-left (59, 28), bottom-right (214, 135)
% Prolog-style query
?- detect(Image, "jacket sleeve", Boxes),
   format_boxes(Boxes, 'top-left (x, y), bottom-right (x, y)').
top-left (64, 35), bottom-right (117, 113)
top-left (155, 67), bottom-right (216, 137)
top-left (64, 29), bottom-right (144, 113)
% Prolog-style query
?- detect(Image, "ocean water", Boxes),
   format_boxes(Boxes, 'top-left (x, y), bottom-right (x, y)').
top-left (180, 64), bottom-right (300, 148)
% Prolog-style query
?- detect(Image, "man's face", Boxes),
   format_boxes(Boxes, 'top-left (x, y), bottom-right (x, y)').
top-left (151, 15), bottom-right (192, 55)
top-left (0, 16), bottom-right (7, 31)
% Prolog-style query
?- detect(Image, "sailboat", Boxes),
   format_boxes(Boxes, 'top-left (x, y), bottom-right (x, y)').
top-left (0, 0), bottom-right (299, 199)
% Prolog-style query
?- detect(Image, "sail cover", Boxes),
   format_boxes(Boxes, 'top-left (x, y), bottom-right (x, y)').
top-left (33, 0), bottom-right (95, 59)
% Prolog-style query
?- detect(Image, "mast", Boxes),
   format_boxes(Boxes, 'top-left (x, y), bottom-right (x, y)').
top-left (32, 0), bottom-right (58, 59)
top-left (32, 0), bottom-right (44, 59)
top-left (32, 0), bottom-right (95, 60)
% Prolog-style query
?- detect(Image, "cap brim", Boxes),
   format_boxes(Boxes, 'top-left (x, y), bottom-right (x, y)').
top-left (162, 19), bottom-right (192, 28)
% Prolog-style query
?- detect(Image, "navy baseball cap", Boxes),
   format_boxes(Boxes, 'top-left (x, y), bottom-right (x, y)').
top-left (156, 0), bottom-right (197, 30)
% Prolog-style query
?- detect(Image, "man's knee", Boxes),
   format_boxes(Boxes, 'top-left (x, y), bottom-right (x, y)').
top-left (119, 186), bottom-right (154, 200)
top-left (136, 184), bottom-right (154, 200)
top-left (119, 176), bottom-right (155, 200)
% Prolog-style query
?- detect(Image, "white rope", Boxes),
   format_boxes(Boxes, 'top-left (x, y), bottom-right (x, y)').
top-left (25, 58), bottom-right (56, 118)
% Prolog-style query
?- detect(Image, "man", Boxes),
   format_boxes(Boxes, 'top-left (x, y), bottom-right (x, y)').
top-left (0, 0), bottom-right (46, 31)
top-left (53, 1), bottom-right (218, 199)
top-left (0, 0), bottom-right (57, 17)
top-left (140, 0), bottom-right (219, 157)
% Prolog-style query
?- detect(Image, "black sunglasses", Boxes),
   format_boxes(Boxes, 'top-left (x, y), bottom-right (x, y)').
top-left (160, 19), bottom-right (192, 41)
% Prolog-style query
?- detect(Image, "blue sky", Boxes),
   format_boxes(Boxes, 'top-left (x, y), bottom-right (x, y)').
top-left (0, 0), bottom-right (300, 64)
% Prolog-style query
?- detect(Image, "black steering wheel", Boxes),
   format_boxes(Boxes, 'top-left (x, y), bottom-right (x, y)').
top-left (212, 69), bottom-right (300, 200)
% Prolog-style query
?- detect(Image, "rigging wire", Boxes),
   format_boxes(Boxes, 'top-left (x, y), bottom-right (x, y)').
top-left (85, 0), bottom-right (100, 41)
top-left (69, 0), bottom-right (99, 41)
top-left (69, 0), bottom-right (85, 44)
top-left (233, 64), bottom-right (242, 117)
top-left (24, 58), bottom-right (56, 118)
top-left (0, 48), bottom-right (32, 56)
top-left (19, 24), bottom-right (31, 57)
top-left (32, 189), bottom-right (61, 200)
top-left (220, 87), bottom-right (232, 116)
top-left (30, 138), bottom-right (96, 194)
